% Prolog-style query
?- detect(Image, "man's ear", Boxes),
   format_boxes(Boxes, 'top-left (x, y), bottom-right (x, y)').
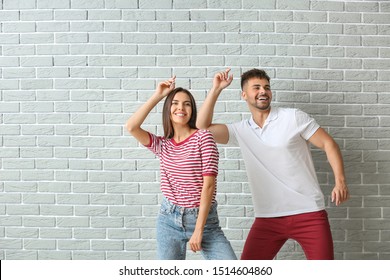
top-left (241, 91), bottom-right (247, 100)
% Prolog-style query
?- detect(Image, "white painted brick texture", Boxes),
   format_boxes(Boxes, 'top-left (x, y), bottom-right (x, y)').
top-left (1, 0), bottom-right (390, 260)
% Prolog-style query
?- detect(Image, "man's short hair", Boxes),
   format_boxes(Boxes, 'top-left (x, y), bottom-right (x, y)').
top-left (241, 69), bottom-right (271, 90)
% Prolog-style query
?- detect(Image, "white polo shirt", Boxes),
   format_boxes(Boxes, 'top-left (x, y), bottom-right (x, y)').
top-left (227, 107), bottom-right (325, 217)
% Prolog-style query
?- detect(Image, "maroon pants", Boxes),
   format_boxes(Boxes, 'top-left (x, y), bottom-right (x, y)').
top-left (241, 210), bottom-right (334, 260)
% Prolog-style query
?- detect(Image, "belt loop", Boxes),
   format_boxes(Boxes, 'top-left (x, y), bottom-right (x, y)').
top-left (170, 199), bottom-right (176, 213)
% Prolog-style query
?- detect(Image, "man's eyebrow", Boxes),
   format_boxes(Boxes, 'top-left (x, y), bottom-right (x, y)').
top-left (251, 84), bottom-right (270, 88)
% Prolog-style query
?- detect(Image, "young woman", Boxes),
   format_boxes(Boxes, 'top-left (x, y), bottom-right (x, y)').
top-left (125, 76), bottom-right (236, 260)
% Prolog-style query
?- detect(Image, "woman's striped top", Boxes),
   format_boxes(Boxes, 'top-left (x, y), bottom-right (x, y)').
top-left (146, 129), bottom-right (219, 208)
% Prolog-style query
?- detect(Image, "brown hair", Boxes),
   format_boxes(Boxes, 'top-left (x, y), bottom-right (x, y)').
top-left (162, 87), bottom-right (197, 139)
top-left (241, 68), bottom-right (271, 90)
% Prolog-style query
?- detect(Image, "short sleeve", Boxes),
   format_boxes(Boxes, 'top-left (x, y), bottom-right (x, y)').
top-left (226, 123), bottom-right (239, 146)
top-left (295, 109), bottom-right (320, 140)
top-left (145, 132), bottom-right (163, 157)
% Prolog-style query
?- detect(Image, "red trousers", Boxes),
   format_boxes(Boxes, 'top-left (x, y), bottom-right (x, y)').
top-left (241, 210), bottom-right (334, 260)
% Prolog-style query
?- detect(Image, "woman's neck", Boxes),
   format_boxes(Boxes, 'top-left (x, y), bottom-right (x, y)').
top-left (172, 126), bottom-right (196, 142)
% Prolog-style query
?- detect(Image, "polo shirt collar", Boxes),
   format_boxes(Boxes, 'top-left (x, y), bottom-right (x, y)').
top-left (249, 106), bottom-right (279, 129)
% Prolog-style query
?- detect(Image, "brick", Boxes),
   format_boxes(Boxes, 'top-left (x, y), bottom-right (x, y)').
top-left (7, 205), bottom-right (39, 216)
top-left (40, 205), bottom-right (73, 216)
top-left (58, 240), bottom-right (90, 250)
top-left (73, 252), bottom-right (105, 260)
top-left (24, 217), bottom-right (56, 227)
top-left (39, 251), bottom-right (72, 260)
top-left (91, 217), bottom-right (124, 228)
top-left (37, 0), bottom-right (70, 9)
top-left (73, 229), bottom-right (106, 240)
top-left (6, 251), bottom-right (38, 260)
top-left (4, 182), bottom-right (37, 193)
top-left (0, 239), bottom-right (23, 249)
top-left (57, 217), bottom-right (89, 228)
top-left (70, 0), bottom-right (103, 9)
top-left (105, 0), bottom-right (138, 8)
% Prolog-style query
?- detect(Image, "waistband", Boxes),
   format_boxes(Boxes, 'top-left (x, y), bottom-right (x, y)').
top-left (161, 196), bottom-right (217, 214)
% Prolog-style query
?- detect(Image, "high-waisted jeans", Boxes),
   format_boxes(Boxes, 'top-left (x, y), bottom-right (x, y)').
top-left (156, 197), bottom-right (237, 260)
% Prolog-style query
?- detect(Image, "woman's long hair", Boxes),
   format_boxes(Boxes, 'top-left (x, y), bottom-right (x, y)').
top-left (162, 87), bottom-right (197, 139)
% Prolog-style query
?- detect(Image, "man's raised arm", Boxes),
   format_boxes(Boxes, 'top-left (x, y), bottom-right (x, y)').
top-left (196, 68), bottom-right (233, 144)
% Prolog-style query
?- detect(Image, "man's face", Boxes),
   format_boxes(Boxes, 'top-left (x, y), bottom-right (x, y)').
top-left (242, 78), bottom-right (272, 111)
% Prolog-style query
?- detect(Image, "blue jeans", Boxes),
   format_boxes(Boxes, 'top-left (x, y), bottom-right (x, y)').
top-left (156, 197), bottom-right (237, 260)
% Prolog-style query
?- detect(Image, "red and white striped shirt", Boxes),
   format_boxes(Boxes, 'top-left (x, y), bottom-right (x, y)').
top-left (146, 129), bottom-right (219, 208)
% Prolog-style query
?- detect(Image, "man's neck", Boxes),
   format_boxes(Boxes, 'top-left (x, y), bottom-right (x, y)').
top-left (252, 108), bottom-right (271, 128)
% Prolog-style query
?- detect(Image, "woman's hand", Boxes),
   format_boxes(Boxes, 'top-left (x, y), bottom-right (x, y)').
top-left (156, 75), bottom-right (176, 97)
top-left (189, 229), bottom-right (203, 253)
top-left (125, 75), bottom-right (176, 145)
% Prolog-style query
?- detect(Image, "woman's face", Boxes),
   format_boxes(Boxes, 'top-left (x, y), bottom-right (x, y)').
top-left (170, 91), bottom-right (193, 125)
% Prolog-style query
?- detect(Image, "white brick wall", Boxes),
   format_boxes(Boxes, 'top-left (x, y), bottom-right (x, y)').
top-left (1, 0), bottom-right (390, 260)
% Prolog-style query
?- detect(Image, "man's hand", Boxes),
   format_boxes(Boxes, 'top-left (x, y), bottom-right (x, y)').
top-left (331, 182), bottom-right (349, 206)
top-left (213, 68), bottom-right (233, 91)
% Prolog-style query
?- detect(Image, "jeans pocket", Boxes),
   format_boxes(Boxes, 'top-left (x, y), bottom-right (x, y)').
top-left (159, 199), bottom-right (172, 215)
top-left (204, 208), bottom-right (220, 230)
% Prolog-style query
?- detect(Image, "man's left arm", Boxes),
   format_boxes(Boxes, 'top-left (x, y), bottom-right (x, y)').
top-left (308, 128), bottom-right (350, 206)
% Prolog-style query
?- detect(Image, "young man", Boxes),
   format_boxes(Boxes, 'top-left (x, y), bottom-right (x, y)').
top-left (196, 68), bottom-right (350, 260)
